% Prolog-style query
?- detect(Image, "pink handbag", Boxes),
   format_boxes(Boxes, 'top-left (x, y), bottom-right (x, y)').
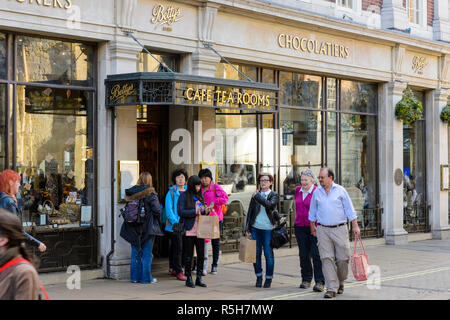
top-left (351, 236), bottom-right (370, 281)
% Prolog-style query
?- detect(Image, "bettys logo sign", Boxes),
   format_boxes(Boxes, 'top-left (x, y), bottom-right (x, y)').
top-left (151, 4), bottom-right (182, 29)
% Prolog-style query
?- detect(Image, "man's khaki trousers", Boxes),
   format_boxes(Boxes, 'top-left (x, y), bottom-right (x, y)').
top-left (316, 224), bottom-right (351, 293)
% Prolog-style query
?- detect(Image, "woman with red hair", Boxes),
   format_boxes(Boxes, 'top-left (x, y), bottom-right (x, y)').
top-left (0, 170), bottom-right (46, 252)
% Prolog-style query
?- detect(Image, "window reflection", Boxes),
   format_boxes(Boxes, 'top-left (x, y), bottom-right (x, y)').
top-left (280, 109), bottom-right (322, 218)
top-left (17, 36), bottom-right (94, 86)
top-left (403, 91), bottom-right (426, 231)
top-left (341, 114), bottom-right (377, 216)
top-left (215, 114), bottom-right (257, 221)
top-left (280, 72), bottom-right (322, 108)
top-left (0, 33), bottom-right (6, 79)
top-left (137, 52), bottom-right (179, 72)
top-left (341, 81), bottom-right (377, 114)
top-left (215, 62), bottom-right (257, 82)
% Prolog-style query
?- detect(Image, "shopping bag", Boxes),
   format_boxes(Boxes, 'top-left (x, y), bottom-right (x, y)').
top-left (197, 215), bottom-right (220, 239)
top-left (351, 236), bottom-right (370, 281)
top-left (239, 237), bottom-right (256, 263)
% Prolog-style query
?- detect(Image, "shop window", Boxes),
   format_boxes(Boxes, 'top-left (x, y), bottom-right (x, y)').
top-left (327, 111), bottom-right (337, 178)
top-left (403, 90), bottom-right (427, 232)
top-left (215, 114), bottom-right (257, 228)
top-left (341, 114), bottom-right (377, 213)
top-left (327, 78), bottom-right (337, 110)
top-left (341, 80), bottom-right (377, 114)
top-left (280, 108), bottom-right (322, 216)
top-left (214, 62), bottom-right (257, 82)
top-left (138, 51), bottom-right (179, 72)
top-left (0, 33), bottom-right (6, 79)
top-left (262, 69), bottom-right (275, 84)
top-left (280, 72), bottom-right (322, 109)
top-left (17, 36), bottom-right (94, 87)
top-left (16, 84), bottom-right (94, 228)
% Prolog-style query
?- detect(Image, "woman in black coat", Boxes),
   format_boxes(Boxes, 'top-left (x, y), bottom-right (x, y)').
top-left (177, 175), bottom-right (211, 288)
top-left (244, 173), bottom-right (280, 288)
top-left (120, 172), bottom-right (163, 284)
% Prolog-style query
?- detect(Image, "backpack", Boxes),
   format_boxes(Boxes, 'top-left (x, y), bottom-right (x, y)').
top-left (0, 258), bottom-right (49, 300)
top-left (121, 199), bottom-right (145, 224)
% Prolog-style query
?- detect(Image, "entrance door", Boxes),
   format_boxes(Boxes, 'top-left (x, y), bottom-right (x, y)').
top-left (137, 125), bottom-right (159, 193)
top-left (137, 106), bottom-right (169, 258)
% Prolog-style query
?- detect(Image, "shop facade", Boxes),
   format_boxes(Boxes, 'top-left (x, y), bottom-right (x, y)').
top-left (1, 0), bottom-right (449, 278)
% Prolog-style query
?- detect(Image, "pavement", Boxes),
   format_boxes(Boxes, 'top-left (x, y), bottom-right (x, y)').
top-left (44, 237), bottom-right (450, 300)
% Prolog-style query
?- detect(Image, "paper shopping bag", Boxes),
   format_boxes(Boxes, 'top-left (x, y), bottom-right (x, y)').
top-left (197, 215), bottom-right (220, 239)
top-left (239, 237), bottom-right (256, 263)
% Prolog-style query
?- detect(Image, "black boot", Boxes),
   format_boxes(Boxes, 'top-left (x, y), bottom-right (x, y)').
top-left (186, 275), bottom-right (195, 288)
top-left (255, 276), bottom-right (263, 288)
top-left (195, 275), bottom-right (207, 287)
top-left (263, 279), bottom-right (272, 288)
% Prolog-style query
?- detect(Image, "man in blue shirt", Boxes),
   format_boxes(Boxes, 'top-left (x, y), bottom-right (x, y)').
top-left (309, 168), bottom-right (360, 298)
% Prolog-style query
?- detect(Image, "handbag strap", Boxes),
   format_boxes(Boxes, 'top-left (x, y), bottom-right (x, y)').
top-left (353, 235), bottom-right (366, 255)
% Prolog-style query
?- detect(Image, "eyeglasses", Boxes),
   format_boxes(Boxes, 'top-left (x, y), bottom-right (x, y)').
top-left (260, 179), bottom-right (271, 182)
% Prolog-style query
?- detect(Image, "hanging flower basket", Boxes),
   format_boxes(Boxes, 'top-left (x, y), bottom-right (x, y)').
top-left (440, 103), bottom-right (450, 125)
top-left (395, 88), bottom-right (423, 125)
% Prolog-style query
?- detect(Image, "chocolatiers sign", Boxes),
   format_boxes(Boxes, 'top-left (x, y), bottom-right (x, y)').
top-left (278, 33), bottom-right (350, 59)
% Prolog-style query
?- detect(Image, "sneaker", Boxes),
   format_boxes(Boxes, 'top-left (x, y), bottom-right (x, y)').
top-left (176, 273), bottom-right (187, 281)
top-left (202, 270), bottom-right (207, 276)
top-left (299, 281), bottom-right (311, 289)
top-left (313, 282), bottom-right (325, 292)
top-left (150, 278), bottom-right (158, 284)
top-left (170, 269), bottom-right (177, 276)
top-left (211, 266), bottom-right (217, 275)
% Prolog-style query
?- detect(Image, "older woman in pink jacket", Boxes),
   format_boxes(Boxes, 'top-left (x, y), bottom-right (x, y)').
top-left (199, 169), bottom-right (228, 275)
top-left (294, 169), bottom-right (324, 292)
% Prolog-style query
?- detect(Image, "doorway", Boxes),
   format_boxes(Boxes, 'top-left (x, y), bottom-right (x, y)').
top-left (137, 106), bottom-right (169, 258)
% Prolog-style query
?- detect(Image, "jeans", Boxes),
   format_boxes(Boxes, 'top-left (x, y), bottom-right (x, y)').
top-left (183, 236), bottom-right (205, 277)
top-left (251, 227), bottom-right (274, 279)
top-left (211, 220), bottom-right (223, 268)
top-left (294, 226), bottom-right (324, 283)
top-left (170, 232), bottom-right (183, 274)
top-left (130, 236), bottom-right (156, 283)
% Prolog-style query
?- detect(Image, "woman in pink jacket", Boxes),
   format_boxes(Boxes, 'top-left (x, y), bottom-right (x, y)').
top-left (294, 169), bottom-right (324, 292)
top-left (198, 169), bottom-right (228, 275)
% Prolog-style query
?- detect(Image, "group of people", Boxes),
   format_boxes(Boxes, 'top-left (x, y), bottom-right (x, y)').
top-left (121, 166), bottom-right (360, 299)
top-left (242, 167), bottom-right (360, 298)
top-left (120, 168), bottom-right (228, 288)
top-left (0, 165), bottom-right (360, 300)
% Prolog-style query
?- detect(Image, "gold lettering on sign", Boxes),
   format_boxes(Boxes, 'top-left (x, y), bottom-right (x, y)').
top-left (412, 56), bottom-right (428, 75)
top-left (277, 34), bottom-right (350, 59)
top-left (109, 84), bottom-right (137, 104)
top-left (184, 88), bottom-right (272, 110)
top-left (151, 4), bottom-right (182, 27)
top-left (15, 0), bottom-right (72, 9)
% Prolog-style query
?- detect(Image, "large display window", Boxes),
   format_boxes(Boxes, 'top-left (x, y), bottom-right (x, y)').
top-left (0, 32), bottom-right (97, 271)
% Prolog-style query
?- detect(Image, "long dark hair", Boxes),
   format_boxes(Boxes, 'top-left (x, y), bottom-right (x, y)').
top-left (0, 209), bottom-right (37, 268)
top-left (185, 175), bottom-right (204, 208)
